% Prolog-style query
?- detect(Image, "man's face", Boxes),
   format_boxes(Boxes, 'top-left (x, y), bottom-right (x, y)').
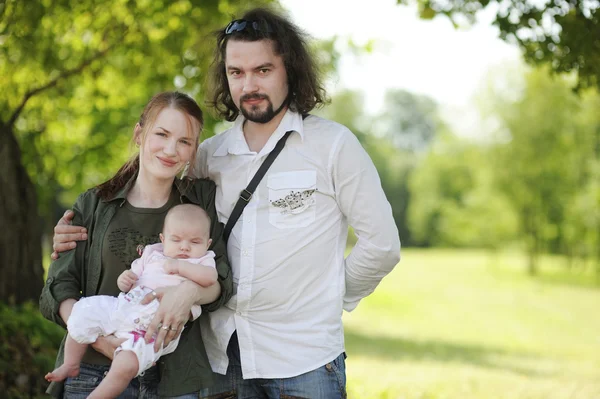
top-left (225, 39), bottom-right (289, 123)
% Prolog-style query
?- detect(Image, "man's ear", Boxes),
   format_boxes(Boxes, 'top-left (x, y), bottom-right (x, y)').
top-left (133, 123), bottom-right (143, 146)
top-left (159, 233), bottom-right (165, 243)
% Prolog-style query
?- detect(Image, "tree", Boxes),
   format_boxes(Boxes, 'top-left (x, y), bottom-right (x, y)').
top-left (407, 132), bottom-right (518, 248)
top-left (398, 0), bottom-right (600, 90)
top-left (376, 89), bottom-right (439, 152)
top-left (483, 67), bottom-right (596, 274)
top-left (0, 0), bottom-right (274, 304)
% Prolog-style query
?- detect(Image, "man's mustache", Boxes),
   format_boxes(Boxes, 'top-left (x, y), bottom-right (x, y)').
top-left (241, 94), bottom-right (269, 102)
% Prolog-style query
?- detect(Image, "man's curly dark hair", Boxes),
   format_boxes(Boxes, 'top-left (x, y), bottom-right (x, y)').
top-left (206, 8), bottom-right (328, 122)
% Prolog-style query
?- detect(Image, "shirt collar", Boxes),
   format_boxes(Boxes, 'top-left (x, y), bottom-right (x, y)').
top-left (213, 109), bottom-right (304, 157)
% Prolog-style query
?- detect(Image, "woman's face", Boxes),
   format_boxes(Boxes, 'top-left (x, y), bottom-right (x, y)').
top-left (137, 107), bottom-right (198, 181)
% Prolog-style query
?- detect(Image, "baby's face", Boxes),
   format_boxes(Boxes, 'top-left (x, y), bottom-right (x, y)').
top-left (160, 218), bottom-right (211, 259)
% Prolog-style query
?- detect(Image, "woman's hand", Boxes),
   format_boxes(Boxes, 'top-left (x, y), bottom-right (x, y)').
top-left (142, 283), bottom-right (200, 352)
top-left (91, 335), bottom-right (127, 360)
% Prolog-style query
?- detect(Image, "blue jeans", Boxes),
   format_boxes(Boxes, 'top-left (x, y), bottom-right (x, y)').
top-left (194, 332), bottom-right (347, 399)
top-left (63, 362), bottom-right (159, 399)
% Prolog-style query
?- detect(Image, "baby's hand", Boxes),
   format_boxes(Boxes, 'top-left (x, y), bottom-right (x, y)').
top-left (163, 258), bottom-right (180, 275)
top-left (117, 270), bottom-right (138, 292)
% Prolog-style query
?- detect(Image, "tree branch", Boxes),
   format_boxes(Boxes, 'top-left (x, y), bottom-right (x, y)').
top-left (7, 44), bottom-right (114, 128)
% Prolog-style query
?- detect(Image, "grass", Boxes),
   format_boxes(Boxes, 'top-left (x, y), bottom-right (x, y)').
top-left (343, 249), bottom-right (600, 399)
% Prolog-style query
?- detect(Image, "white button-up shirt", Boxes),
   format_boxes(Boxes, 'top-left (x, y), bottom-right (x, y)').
top-left (194, 110), bottom-right (400, 379)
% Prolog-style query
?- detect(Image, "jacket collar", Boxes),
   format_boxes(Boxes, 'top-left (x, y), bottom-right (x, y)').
top-left (213, 109), bottom-right (304, 157)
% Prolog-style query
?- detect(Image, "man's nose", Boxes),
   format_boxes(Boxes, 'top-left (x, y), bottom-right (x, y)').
top-left (242, 74), bottom-right (258, 93)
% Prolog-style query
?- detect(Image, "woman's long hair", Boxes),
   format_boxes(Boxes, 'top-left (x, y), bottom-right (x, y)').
top-left (207, 7), bottom-right (328, 121)
top-left (96, 91), bottom-right (204, 200)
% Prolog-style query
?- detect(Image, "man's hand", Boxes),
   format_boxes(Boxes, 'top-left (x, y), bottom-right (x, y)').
top-left (91, 335), bottom-right (127, 360)
top-left (162, 258), bottom-right (180, 275)
top-left (117, 270), bottom-right (138, 292)
top-left (141, 284), bottom-right (198, 352)
top-left (51, 210), bottom-right (88, 260)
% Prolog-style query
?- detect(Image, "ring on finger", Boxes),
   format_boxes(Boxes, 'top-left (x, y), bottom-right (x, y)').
top-left (169, 326), bottom-right (178, 332)
top-left (151, 291), bottom-right (158, 298)
top-left (161, 325), bottom-right (170, 331)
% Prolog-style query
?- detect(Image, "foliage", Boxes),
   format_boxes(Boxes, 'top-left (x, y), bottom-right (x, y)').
top-left (376, 89), bottom-right (439, 152)
top-left (0, 0), bottom-right (275, 230)
top-left (397, 0), bottom-right (600, 91)
top-left (0, 302), bottom-right (64, 399)
top-left (484, 67), bottom-right (600, 273)
top-left (408, 132), bottom-right (518, 248)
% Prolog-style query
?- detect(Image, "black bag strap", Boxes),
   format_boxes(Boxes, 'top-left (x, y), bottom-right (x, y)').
top-left (223, 130), bottom-right (294, 242)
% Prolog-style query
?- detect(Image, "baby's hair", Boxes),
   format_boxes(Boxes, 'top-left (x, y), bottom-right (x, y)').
top-left (163, 204), bottom-right (211, 231)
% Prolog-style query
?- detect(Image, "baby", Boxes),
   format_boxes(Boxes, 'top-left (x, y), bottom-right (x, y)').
top-left (45, 203), bottom-right (218, 399)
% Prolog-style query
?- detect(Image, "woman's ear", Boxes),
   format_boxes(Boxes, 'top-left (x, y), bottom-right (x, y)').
top-left (133, 123), bottom-right (143, 147)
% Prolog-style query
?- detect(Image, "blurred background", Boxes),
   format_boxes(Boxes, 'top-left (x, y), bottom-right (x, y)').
top-left (1, 0), bottom-right (599, 397)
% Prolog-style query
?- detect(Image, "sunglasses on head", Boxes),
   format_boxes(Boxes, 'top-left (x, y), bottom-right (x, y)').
top-left (224, 19), bottom-right (274, 35)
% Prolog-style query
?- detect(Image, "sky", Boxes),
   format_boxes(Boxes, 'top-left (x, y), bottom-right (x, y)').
top-left (281, 0), bottom-right (522, 135)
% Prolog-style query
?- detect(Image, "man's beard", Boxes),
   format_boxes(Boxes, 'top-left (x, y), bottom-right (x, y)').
top-left (240, 93), bottom-right (287, 124)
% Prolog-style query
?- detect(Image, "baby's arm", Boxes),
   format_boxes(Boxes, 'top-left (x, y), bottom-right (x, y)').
top-left (117, 270), bottom-right (138, 292)
top-left (163, 259), bottom-right (218, 287)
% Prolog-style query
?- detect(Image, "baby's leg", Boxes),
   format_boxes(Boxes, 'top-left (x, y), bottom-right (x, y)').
top-left (87, 350), bottom-right (139, 399)
top-left (45, 335), bottom-right (88, 382)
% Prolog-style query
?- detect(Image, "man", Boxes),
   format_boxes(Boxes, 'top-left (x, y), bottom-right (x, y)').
top-left (52, 7), bottom-right (400, 398)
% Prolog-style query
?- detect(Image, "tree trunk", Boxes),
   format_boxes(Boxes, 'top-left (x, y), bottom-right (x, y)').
top-left (0, 124), bottom-right (44, 304)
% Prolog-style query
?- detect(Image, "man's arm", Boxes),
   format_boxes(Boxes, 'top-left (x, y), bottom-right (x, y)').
top-left (332, 129), bottom-right (401, 312)
top-left (51, 210), bottom-right (88, 260)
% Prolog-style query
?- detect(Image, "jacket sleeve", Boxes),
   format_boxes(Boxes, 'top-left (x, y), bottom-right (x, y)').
top-left (197, 179), bottom-right (232, 312)
top-left (39, 191), bottom-right (95, 328)
top-left (332, 130), bottom-right (401, 312)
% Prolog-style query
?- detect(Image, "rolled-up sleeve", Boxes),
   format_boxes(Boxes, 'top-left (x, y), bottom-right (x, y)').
top-left (332, 131), bottom-right (401, 312)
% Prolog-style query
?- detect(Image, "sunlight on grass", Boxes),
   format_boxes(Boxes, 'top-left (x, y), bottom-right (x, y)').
top-left (343, 249), bottom-right (600, 399)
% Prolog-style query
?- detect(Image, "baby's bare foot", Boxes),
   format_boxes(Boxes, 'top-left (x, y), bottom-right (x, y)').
top-left (45, 364), bottom-right (80, 382)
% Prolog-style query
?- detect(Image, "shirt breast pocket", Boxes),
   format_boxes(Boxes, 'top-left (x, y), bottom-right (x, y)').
top-left (267, 170), bottom-right (317, 229)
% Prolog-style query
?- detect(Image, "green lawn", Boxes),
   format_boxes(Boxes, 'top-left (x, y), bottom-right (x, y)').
top-left (343, 249), bottom-right (600, 399)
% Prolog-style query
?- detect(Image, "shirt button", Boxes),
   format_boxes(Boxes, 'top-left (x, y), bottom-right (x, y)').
top-left (242, 249), bottom-right (250, 257)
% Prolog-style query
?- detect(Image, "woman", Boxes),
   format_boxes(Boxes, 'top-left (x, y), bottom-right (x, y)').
top-left (40, 91), bottom-right (232, 398)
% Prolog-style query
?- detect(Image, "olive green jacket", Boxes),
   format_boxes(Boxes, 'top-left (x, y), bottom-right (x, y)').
top-left (39, 176), bottom-right (232, 398)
